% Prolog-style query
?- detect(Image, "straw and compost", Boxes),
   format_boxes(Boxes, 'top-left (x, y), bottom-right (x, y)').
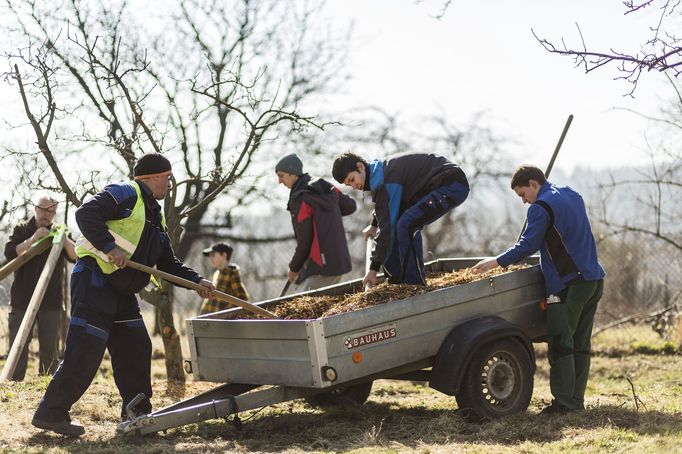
top-left (239, 265), bottom-right (528, 320)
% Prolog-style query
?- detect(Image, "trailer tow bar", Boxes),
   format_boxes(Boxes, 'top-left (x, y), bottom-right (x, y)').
top-left (117, 386), bottom-right (323, 436)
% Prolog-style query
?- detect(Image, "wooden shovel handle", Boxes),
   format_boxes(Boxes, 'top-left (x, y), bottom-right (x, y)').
top-left (126, 260), bottom-right (279, 319)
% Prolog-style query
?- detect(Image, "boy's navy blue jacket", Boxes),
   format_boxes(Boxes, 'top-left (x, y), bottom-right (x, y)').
top-left (76, 181), bottom-right (202, 295)
top-left (496, 182), bottom-right (605, 296)
top-left (368, 152), bottom-right (468, 265)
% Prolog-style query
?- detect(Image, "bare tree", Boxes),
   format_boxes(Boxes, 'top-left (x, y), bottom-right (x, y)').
top-left (1, 0), bottom-right (348, 380)
top-left (414, 0), bottom-right (453, 20)
top-left (598, 150), bottom-right (682, 251)
top-left (589, 82), bottom-right (682, 327)
top-left (533, 1), bottom-right (682, 95)
top-left (594, 74), bottom-right (682, 252)
top-left (533, 0), bottom-right (682, 325)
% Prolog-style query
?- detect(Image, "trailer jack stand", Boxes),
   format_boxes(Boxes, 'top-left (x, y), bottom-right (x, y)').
top-left (126, 393), bottom-right (147, 421)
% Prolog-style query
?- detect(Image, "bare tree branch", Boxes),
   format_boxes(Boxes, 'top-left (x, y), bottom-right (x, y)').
top-left (11, 62), bottom-right (80, 206)
top-left (533, 1), bottom-right (682, 95)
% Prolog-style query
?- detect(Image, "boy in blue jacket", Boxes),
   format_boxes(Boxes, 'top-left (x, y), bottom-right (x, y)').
top-left (333, 151), bottom-right (469, 287)
top-left (474, 164), bottom-right (605, 415)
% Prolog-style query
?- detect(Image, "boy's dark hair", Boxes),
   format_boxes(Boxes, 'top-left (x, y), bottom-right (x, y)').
top-left (202, 242), bottom-right (233, 259)
top-left (510, 165), bottom-right (546, 189)
top-left (332, 152), bottom-right (367, 184)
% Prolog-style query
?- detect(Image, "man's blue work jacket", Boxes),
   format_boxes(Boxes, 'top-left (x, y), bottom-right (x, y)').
top-left (497, 182), bottom-right (605, 296)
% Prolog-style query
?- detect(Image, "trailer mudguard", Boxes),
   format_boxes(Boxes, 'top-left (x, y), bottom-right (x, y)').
top-left (429, 315), bottom-right (535, 395)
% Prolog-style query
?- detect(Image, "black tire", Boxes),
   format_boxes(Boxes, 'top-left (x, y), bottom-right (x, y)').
top-left (305, 381), bottom-right (373, 407)
top-left (455, 338), bottom-right (534, 421)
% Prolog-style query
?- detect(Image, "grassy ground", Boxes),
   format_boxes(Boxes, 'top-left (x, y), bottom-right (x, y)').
top-left (1, 323), bottom-right (681, 453)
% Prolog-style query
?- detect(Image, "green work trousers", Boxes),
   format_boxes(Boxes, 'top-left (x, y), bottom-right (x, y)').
top-left (546, 279), bottom-right (604, 410)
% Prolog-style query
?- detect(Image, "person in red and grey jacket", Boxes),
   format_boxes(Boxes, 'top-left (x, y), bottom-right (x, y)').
top-left (276, 153), bottom-right (357, 294)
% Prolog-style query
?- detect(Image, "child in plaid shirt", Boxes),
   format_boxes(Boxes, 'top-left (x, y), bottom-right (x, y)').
top-left (199, 242), bottom-right (250, 314)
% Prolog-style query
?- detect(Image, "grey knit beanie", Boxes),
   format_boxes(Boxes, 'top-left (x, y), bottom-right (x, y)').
top-left (275, 153), bottom-right (303, 176)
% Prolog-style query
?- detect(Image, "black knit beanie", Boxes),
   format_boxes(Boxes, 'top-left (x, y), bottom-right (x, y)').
top-left (133, 153), bottom-right (172, 178)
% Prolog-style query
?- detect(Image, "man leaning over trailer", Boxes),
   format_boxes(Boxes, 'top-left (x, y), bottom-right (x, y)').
top-left (332, 152), bottom-right (469, 287)
top-left (474, 164), bottom-right (605, 415)
top-left (31, 153), bottom-right (215, 437)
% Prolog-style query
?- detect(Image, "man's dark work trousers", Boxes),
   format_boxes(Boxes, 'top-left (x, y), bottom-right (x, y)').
top-left (547, 279), bottom-right (604, 410)
top-left (384, 182), bottom-right (469, 285)
top-left (34, 260), bottom-right (153, 421)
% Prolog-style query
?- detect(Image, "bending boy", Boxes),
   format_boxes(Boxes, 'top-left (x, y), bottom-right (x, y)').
top-left (332, 152), bottom-right (469, 287)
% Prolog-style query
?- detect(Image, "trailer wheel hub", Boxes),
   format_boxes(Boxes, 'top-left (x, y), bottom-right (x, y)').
top-left (483, 355), bottom-right (515, 402)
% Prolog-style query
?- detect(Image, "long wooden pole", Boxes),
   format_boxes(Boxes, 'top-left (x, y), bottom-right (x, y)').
top-left (0, 240), bottom-right (51, 282)
top-left (517, 114), bottom-right (574, 241)
top-left (125, 260), bottom-right (279, 319)
top-left (0, 234), bottom-right (66, 381)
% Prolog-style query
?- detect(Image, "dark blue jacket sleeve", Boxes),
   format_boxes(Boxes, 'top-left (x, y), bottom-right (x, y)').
top-left (156, 231), bottom-right (203, 283)
top-left (497, 204), bottom-right (550, 267)
top-left (75, 184), bottom-right (137, 254)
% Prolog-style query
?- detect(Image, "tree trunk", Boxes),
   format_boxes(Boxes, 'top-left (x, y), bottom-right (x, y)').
top-left (158, 286), bottom-right (185, 382)
top-left (153, 307), bottom-right (161, 336)
top-left (141, 284), bottom-right (185, 382)
top-left (176, 202), bottom-right (210, 259)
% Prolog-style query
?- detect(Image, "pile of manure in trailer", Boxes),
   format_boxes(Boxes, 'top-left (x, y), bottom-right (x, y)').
top-left (238, 265), bottom-right (529, 320)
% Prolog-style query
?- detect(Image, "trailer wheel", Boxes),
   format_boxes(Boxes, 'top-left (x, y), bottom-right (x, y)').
top-left (455, 338), bottom-right (533, 421)
top-left (305, 381), bottom-right (373, 407)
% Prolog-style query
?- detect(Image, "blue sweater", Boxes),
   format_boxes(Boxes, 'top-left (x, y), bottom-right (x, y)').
top-left (497, 182), bottom-right (605, 295)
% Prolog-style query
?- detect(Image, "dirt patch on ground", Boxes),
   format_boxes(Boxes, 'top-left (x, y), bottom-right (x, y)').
top-left (243, 265), bottom-right (528, 320)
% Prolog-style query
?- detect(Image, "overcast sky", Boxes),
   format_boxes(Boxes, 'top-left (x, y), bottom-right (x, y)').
top-left (320, 0), bottom-right (671, 173)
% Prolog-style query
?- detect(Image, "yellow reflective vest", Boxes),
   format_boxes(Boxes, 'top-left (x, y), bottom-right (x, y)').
top-left (75, 181), bottom-right (157, 275)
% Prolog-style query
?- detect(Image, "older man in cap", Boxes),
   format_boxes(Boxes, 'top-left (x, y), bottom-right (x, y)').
top-left (276, 153), bottom-right (357, 295)
top-left (32, 153), bottom-right (215, 437)
top-left (199, 242), bottom-right (250, 314)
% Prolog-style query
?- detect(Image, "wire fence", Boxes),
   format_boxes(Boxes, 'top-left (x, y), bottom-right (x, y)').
top-left (2, 204), bottom-right (681, 352)
top-left (173, 212), bottom-right (682, 336)
top-left (595, 231), bottom-right (682, 329)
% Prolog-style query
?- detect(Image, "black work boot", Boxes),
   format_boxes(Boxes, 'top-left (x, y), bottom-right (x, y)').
top-left (32, 415), bottom-right (85, 437)
top-left (538, 401), bottom-right (572, 415)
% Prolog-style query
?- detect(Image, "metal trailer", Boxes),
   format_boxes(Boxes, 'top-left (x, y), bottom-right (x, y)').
top-left (118, 257), bottom-right (546, 436)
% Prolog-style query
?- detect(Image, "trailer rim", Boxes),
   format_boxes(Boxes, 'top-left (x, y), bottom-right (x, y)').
top-left (455, 338), bottom-right (534, 420)
top-left (482, 353), bottom-right (517, 404)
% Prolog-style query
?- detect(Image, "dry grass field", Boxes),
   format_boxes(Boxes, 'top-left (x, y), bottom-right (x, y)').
top-left (1, 317), bottom-right (681, 453)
